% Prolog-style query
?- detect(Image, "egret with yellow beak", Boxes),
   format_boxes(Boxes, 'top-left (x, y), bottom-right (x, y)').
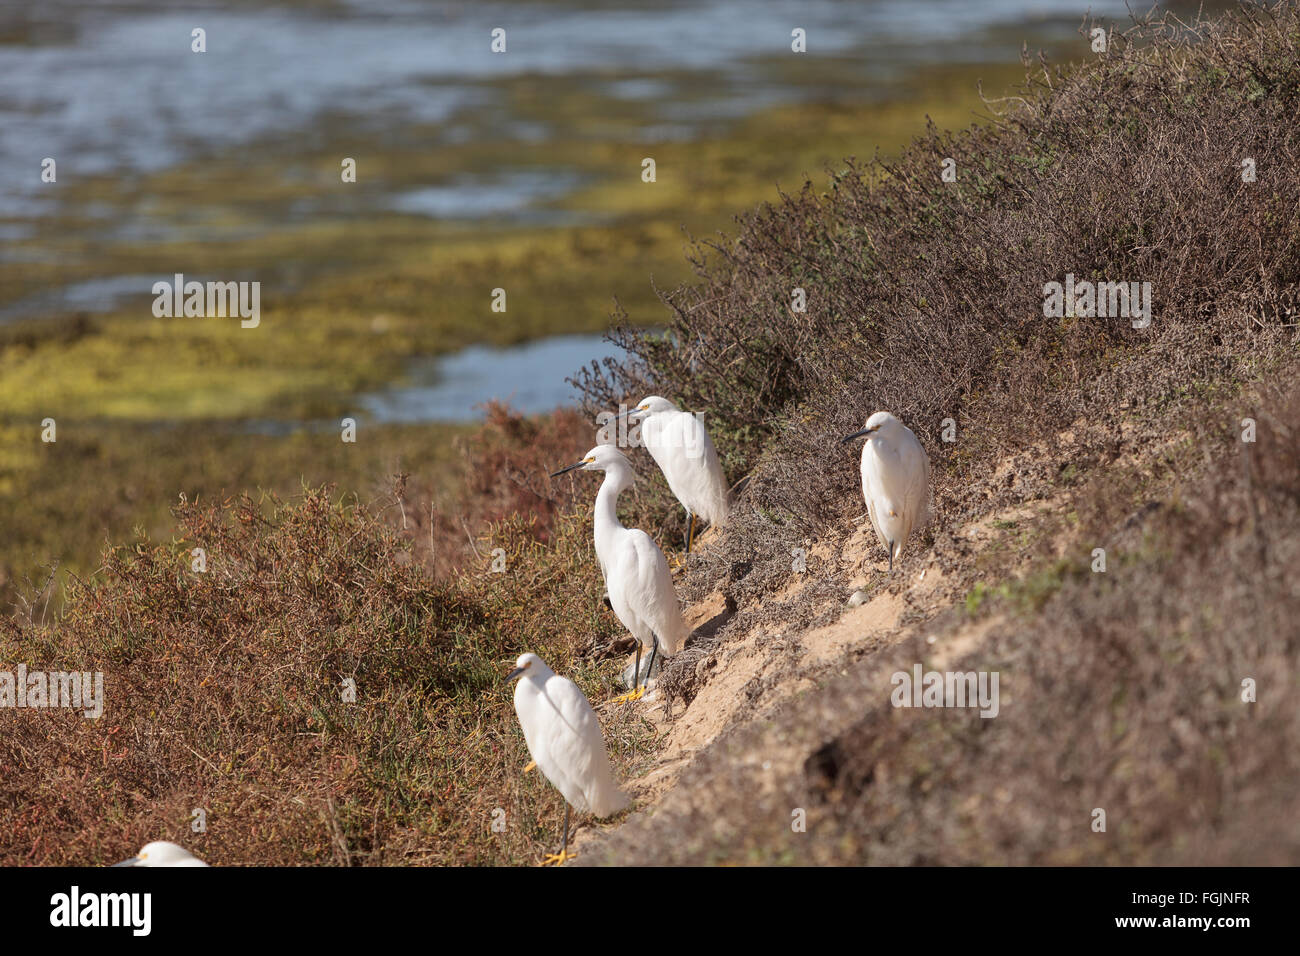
top-left (626, 395), bottom-right (729, 555)
top-left (112, 841), bottom-right (208, 867)
top-left (506, 653), bottom-right (629, 865)
top-left (841, 411), bottom-right (932, 572)
top-left (551, 445), bottom-right (689, 700)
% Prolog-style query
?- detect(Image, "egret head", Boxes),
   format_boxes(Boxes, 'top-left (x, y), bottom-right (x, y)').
top-left (840, 411), bottom-right (899, 445)
top-left (626, 395), bottom-right (677, 422)
top-left (113, 841), bottom-right (203, 867)
top-left (505, 652), bottom-right (547, 682)
top-left (549, 444), bottom-right (631, 479)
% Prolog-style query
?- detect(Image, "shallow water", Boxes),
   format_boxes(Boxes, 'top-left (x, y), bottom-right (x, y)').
top-left (358, 332), bottom-right (629, 423)
top-left (387, 169), bottom-right (587, 223)
top-left (0, 0), bottom-right (1219, 418)
top-left (1, 0), bottom-right (1139, 236)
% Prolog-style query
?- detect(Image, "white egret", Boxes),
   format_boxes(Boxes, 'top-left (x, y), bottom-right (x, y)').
top-left (112, 841), bottom-right (208, 867)
top-left (506, 653), bottom-right (629, 865)
top-left (550, 445), bottom-right (689, 699)
top-left (627, 395), bottom-right (729, 554)
top-left (841, 411), bottom-right (931, 572)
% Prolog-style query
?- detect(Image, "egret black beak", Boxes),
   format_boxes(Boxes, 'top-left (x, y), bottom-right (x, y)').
top-left (549, 461), bottom-right (585, 478)
top-left (111, 857), bottom-right (140, 867)
top-left (504, 667), bottom-right (526, 682)
top-left (840, 427), bottom-right (876, 444)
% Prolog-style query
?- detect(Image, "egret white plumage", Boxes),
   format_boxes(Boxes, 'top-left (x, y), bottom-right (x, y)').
top-left (550, 444), bottom-right (689, 700)
top-left (506, 653), bottom-right (629, 865)
top-left (112, 841), bottom-right (208, 867)
top-left (841, 411), bottom-right (931, 572)
top-left (627, 395), bottom-right (729, 554)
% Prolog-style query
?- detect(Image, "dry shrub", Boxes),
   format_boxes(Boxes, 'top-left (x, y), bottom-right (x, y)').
top-left (0, 487), bottom-right (645, 865)
top-left (393, 400), bottom-right (591, 578)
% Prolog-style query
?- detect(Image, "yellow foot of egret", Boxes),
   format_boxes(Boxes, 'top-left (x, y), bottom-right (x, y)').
top-left (612, 686), bottom-right (646, 704)
top-left (540, 849), bottom-right (576, 866)
top-left (523, 760), bottom-right (537, 773)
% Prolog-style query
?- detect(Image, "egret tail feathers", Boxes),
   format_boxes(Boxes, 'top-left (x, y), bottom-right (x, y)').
top-left (589, 781), bottom-right (631, 818)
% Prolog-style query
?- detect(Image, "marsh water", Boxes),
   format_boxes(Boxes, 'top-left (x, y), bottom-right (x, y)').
top-left (0, 0), bottom-right (1219, 421)
top-left (359, 332), bottom-right (628, 422)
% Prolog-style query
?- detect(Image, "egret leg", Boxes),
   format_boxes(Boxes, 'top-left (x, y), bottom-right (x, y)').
top-left (613, 643), bottom-right (644, 703)
top-left (644, 635), bottom-right (659, 691)
top-left (888, 541), bottom-right (894, 573)
top-left (541, 804), bottom-right (575, 866)
top-left (667, 513), bottom-right (693, 574)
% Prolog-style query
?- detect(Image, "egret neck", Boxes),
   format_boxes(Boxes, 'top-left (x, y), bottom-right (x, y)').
top-left (592, 456), bottom-right (636, 563)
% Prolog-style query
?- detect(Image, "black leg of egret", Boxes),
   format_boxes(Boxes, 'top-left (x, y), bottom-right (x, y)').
top-left (685, 513), bottom-right (696, 555)
top-left (632, 642), bottom-right (642, 690)
top-left (888, 542), bottom-right (894, 573)
top-left (645, 635), bottom-right (659, 689)
top-left (561, 804), bottom-right (570, 861)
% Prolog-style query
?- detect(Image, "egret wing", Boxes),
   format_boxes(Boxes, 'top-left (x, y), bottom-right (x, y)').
top-left (515, 681), bottom-right (583, 806)
top-left (909, 439), bottom-right (933, 532)
top-left (623, 529), bottom-right (689, 655)
top-left (645, 411), bottom-right (728, 526)
top-left (541, 674), bottom-right (628, 817)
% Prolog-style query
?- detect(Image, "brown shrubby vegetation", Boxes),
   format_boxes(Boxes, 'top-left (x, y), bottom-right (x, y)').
top-left (0, 483), bottom-right (654, 865)
top-left (397, 400), bottom-right (592, 578)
